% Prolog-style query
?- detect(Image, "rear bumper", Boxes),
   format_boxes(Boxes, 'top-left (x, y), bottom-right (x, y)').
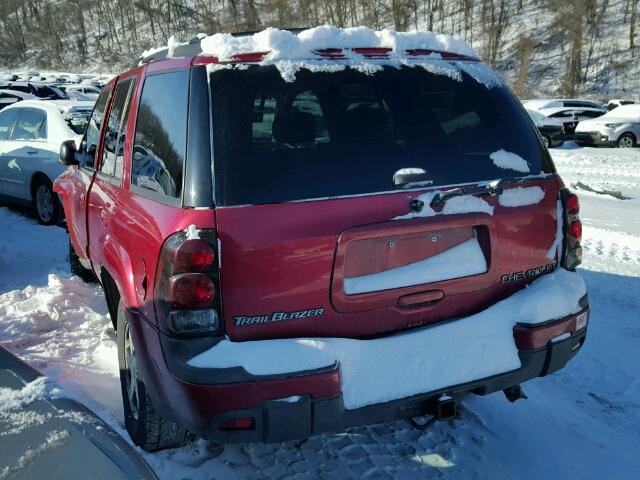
top-left (574, 131), bottom-right (616, 147)
top-left (208, 326), bottom-right (587, 443)
top-left (130, 300), bottom-right (589, 443)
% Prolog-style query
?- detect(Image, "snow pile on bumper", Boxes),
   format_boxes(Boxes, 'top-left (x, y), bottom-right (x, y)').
top-left (188, 269), bottom-right (586, 410)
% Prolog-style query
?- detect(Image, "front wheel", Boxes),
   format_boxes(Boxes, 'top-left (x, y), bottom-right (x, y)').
top-left (116, 302), bottom-right (193, 451)
top-left (32, 177), bottom-right (62, 225)
top-left (617, 133), bottom-right (635, 148)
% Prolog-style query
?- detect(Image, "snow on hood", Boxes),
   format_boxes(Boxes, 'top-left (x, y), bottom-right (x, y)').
top-left (200, 26), bottom-right (477, 61)
top-left (579, 116), bottom-right (633, 126)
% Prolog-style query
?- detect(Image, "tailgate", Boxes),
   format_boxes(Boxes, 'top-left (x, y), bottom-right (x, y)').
top-left (215, 179), bottom-right (562, 341)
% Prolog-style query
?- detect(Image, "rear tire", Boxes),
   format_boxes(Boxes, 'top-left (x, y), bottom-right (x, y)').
top-left (617, 133), bottom-right (635, 148)
top-left (69, 239), bottom-right (96, 283)
top-left (116, 302), bottom-right (193, 451)
top-left (32, 177), bottom-right (62, 225)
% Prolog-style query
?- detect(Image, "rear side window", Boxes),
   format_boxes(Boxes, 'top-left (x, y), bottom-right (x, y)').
top-left (132, 71), bottom-right (188, 200)
top-left (210, 65), bottom-right (551, 206)
top-left (100, 78), bottom-right (135, 179)
top-left (10, 108), bottom-right (46, 140)
top-left (0, 109), bottom-right (19, 140)
top-left (85, 86), bottom-right (112, 169)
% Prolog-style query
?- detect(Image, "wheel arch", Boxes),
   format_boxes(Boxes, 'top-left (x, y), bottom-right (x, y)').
top-left (616, 131), bottom-right (636, 145)
top-left (29, 171), bottom-right (53, 200)
top-left (99, 239), bottom-right (141, 329)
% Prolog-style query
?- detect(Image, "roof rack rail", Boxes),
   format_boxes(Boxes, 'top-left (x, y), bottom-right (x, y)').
top-left (133, 27), bottom-right (307, 67)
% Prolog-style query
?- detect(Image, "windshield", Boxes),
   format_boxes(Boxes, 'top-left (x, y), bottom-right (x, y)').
top-left (210, 64), bottom-right (551, 206)
top-left (65, 113), bottom-right (90, 134)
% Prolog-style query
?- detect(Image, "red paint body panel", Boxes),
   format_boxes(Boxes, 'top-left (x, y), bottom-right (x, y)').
top-left (514, 309), bottom-right (589, 350)
top-left (216, 177), bottom-right (562, 341)
top-left (131, 312), bottom-right (341, 431)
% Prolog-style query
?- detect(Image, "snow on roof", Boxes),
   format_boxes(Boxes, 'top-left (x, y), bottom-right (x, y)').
top-left (141, 27), bottom-right (487, 83)
top-left (538, 106), bottom-right (605, 116)
top-left (0, 89), bottom-right (37, 100)
top-left (200, 26), bottom-right (477, 61)
top-left (602, 104), bottom-right (640, 118)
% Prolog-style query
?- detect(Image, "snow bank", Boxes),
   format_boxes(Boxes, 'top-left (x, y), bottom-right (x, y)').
top-left (490, 149), bottom-right (530, 173)
top-left (498, 186), bottom-right (545, 207)
top-left (188, 269), bottom-right (585, 409)
top-left (394, 190), bottom-right (494, 220)
top-left (344, 237), bottom-right (486, 295)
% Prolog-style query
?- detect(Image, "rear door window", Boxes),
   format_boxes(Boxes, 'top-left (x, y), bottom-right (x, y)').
top-left (100, 78), bottom-right (135, 179)
top-left (210, 65), bottom-right (551, 206)
top-left (132, 70), bottom-right (188, 200)
top-left (84, 86), bottom-right (112, 169)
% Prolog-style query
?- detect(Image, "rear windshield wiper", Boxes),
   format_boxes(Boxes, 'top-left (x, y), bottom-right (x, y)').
top-left (430, 179), bottom-right (505, 209)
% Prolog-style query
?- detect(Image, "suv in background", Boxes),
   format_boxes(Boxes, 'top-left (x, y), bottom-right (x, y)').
top-left (575, 104), bottom-right (640, 148)
top-left (55, 28), bottom-right (589, 451)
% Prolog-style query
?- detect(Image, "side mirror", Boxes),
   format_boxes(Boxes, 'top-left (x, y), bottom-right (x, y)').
top-left (59, 140), bottom-right (78, 166)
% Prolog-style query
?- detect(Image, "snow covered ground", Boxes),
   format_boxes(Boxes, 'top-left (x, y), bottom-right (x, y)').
top-left (0, 144), bottom-right (639, 479)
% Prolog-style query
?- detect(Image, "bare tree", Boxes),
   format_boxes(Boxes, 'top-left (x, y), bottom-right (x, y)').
top-left (514, 35), bottom-right (537, 97)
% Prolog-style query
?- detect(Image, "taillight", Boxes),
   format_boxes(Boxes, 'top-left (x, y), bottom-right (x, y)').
top-left (569, 220), bottom-right (582, 241)
top-left (565, 193), bottom-right (579, 215)
top-left (168, 273), bottom-right (216, 308)
top-left (561, 190), bottom-right (582, 270)
top-left (155, 228), bottom-right (222, 337)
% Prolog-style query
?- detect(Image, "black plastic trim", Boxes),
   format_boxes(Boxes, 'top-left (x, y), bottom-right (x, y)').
top-left (183, 65), bottom-right (214, 208)
top-left (197, 330), bottom-right (586, 443)
top-left (159, 331), bottom-right (339, 384)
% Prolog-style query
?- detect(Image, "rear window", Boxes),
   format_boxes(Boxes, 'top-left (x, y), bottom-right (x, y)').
top-left (210, 64), bottom-right (551, 206)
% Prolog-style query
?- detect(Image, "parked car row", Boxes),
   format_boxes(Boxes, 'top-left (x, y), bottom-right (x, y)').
top-left (0, 70), bottom-right (110, 112)
top-left (524, 97), bottom-right (638, 147)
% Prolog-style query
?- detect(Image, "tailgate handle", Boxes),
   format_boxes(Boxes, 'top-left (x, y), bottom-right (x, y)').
top-left (398, 290), bottom-right (444, 307)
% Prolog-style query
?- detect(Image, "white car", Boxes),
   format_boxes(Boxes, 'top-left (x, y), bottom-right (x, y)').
top-left (606, 99), bottom-right (636, 111)
top-left (523, 98), bottom-right (606, 112)
top-left (575, 104), bottom-right (640, 148)
top-left (536, 106), bottom-right (606, 134)
top-left (0, 100), bottom-right (93, 224)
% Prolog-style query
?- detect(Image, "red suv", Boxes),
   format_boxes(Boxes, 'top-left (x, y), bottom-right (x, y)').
top-left (54, 29), bottom-right (589, 451)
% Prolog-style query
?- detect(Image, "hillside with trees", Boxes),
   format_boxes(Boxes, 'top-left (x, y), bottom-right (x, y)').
top-left (0, 0), bottom-right (638, 98)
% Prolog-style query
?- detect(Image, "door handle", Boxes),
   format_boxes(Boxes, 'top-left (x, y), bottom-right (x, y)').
top-left (397, 290), bottom-right (445, 307)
